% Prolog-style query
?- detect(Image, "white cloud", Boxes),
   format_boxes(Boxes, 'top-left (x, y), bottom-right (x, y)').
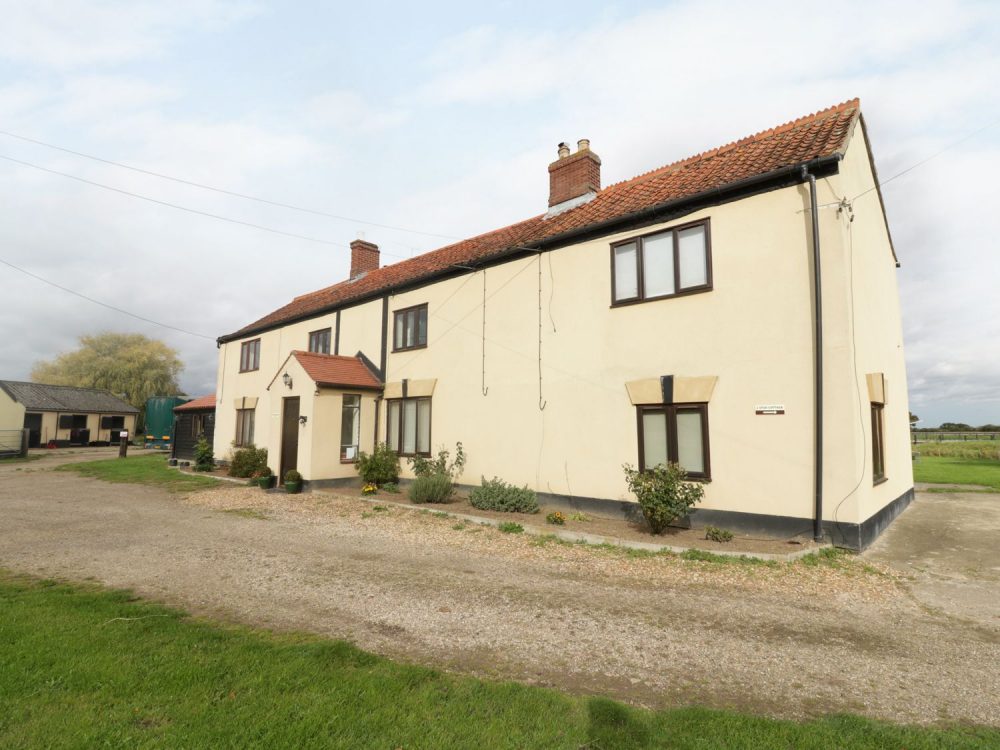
top-left (0, 0), bottom-right (258, 69)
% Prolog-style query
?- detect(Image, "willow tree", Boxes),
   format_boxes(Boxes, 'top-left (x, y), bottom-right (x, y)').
top-left (32, 333), bottom-right (184, 422)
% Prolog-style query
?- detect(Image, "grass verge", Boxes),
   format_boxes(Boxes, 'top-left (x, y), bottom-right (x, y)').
top-left (1, 573), bottom-right (997, 749)
top-left (0, 454), bottom-right (42, 464)
top-left (912, 455), bottom-right (1000, 490)
top-left (55, 454), bottom-right (222, 493)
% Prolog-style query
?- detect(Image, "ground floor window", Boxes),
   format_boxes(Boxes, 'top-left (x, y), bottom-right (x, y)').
top-left (191, 413), bottom-right (205, 438)
top-left (637, 403), bottom-right (710, 479)
top-left (341, 395), bottom-right (361, 461)
top-left (386, 397), bottom-right (431, 456)
top-left (235, 408), bottom-right (255, 447)
top-left (100, 415), bottom-right (125, 430)
top-left (59, 414), bottom-right (88, 430)
top-left (871, 403), bottom-right (886, 484)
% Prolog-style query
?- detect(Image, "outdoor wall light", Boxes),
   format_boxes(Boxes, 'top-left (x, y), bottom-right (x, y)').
top-left (298, 415), bottom-right (308, 425)
top-left (282, 372), bottom-right (292, 389)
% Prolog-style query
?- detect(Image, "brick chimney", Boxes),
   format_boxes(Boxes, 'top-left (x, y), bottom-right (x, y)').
top-left (548, 139), bottom-right (601, 209)
top-left (349, 239), bottom-right (379, 279)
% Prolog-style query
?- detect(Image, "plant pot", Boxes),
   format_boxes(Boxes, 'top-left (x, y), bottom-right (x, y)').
top-left (259, 475), bottom-right (276, 489)
top-left (284, 480), bottom-right (301, 494)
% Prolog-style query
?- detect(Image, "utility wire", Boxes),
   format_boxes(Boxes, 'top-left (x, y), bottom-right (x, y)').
top-left (0, 255), bottom-right (215, 340)
top-left (0, 128), bottom-right (461, 241)
top-left (852, 116), bottom-right (1000, 201)
top-left (0, 153), bottom-right (412, 260)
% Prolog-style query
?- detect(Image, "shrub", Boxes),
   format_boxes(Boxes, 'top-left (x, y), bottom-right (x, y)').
top-left (705, 526), bottom-right (734, 543)
top-left (408, 442), bottom-right (466, 480)
top-left (380, 482), bottom-right (399, 494)
top-left (545, 511), bottom-right (566, 525)
top-left (228, 445), bottom-right (268, 478)
top-left (469, 477), bottom-right (539, 514)
top-left (193, 436), bottom-right (215, 471)
top-left (284, 469), bottom-right (302, 483)
top-left (356, 443), bottom-right (399, 486)
top-left (623, 462), bottom-right (704, 535)
top-left (498, 522), bottom-right (523, 534)
top-left (409, 473), bottom-right (453, 504)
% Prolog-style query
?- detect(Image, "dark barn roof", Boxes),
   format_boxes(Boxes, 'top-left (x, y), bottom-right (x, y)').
top-left (0, 381), bottom-right (139, 414)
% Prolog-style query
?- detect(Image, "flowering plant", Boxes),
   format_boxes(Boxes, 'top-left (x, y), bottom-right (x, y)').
top-left (361, 483), bottom-right (378, 496)
top-left (545, 511), bottom-right (566, 525)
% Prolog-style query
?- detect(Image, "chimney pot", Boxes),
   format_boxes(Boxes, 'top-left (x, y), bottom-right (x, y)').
top-left (349, 239), bottom-right (380, 279)
top-left (547, 139), bottom-right (601, 209)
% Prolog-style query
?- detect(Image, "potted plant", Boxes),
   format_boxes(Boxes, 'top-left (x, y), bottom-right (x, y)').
top-left (258, 466), bottom-right (275, 489)
top-left (283, 469), bottom-right (302, 494)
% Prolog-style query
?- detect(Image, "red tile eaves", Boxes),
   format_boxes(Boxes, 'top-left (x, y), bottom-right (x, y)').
top-left (291, 351), bottom-right (382, 390)
top-left (223, 99), bottom-right (860, 341)
top-left (174, 394), bottom-right (216, 412)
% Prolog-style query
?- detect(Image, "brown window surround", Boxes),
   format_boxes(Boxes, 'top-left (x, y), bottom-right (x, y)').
top-left (871, 402), bottom-right (886, 485)
top-left (308, 328), bottom-right (331, 354)
top-left (610, 218), bottom-right (712, 307)
top-left (636, 403), bottom-right (711, 480)
top-left (385, 397), bottom-right (432, 457)
top-left (235, 408), bottom-right (255, 447)
top-left (340, 394), bottom-right (361, 463)
top-left (392, 303), bottom-right (428, 352)
top-left (239, 338), bottom-right (261, 372)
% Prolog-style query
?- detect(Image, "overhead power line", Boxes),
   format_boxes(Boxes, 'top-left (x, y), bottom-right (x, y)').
top-left (0, 255), bottom-right (216, 340)
top-left (0, 152), bottom-right (409, 259)
top-left (0, 128), bottom-right (461, 241)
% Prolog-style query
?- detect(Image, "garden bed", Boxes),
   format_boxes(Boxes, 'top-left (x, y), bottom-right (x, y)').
top-left (336, 486), bottom-right (820, 557)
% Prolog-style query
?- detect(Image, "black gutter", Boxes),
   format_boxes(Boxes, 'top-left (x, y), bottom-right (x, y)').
top-left (802, 165), bottom-right (825, 543)
top-left (217, 155), bottom-right (843, 344)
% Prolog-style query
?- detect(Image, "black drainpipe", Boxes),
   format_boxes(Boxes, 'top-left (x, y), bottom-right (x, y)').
top-left (802, 166), bottom-right (824, 542)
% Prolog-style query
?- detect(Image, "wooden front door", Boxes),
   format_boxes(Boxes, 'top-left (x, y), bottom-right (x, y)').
top-left (280, 397), bottom-right (300, 481)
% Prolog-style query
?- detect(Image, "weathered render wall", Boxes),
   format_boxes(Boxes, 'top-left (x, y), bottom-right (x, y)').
top-left (823, 122), bottom-right (914, 535)
top-left (0, 389), bottom-right (25, 432)
top-left (382, 185), bottom-right (826, 523)
top-left (213, 130), bottom-right (910, 537)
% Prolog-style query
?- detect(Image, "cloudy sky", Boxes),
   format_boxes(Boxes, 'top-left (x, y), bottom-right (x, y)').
top-left (1, 1), bottom-right (998, 427)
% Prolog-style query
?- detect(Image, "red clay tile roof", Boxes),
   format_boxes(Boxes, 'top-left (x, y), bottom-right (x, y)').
top-left (291, 351), bottom-right (382, 390)
top-left (223, 99), bottom-right (860, 341)
top-left (174, 394), bottom-right (216, 412)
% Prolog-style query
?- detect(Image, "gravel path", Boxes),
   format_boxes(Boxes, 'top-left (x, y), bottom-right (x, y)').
top-left (1, 470), bottom-right (997, 727)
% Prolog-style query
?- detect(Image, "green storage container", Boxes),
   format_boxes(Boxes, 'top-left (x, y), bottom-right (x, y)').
top-left (144, 397), bottom-right (189, 449)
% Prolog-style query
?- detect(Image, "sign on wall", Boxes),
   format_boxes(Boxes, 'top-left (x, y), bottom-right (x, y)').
top-left (754, 404), bottom-right (785, 415)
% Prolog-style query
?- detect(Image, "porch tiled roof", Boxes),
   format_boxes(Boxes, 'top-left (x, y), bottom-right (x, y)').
top-left (223, 99), bottom-right (860, 341)
top-left (292, 351), bottom-right (382, 390)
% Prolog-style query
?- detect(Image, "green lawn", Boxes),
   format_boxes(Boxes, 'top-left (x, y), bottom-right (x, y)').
top-left (1, 574), bottom-right (996, 749)
top-left (912, 442), bottom-right (1000, 490)
top-left (55, 454), bottom-right (222, 493)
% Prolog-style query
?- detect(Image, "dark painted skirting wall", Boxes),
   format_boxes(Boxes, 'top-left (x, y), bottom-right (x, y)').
top-left (302, 477), bottom-right (914, 551)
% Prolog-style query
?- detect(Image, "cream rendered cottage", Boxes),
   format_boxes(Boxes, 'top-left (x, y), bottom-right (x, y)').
top-left (214, 99), bottom-right (912, 549)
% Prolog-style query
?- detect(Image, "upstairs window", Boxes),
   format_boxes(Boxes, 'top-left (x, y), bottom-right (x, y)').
top-left (637, 403), bottom-right (710, 480)
top-left (393, 304), bottom-right (428, 351)
top-left (239, 339), bottom-right (260, 372)
top-left (612, 220), bottom-right (711, 305)
top-left (308, 328), bottom-right (331, 354)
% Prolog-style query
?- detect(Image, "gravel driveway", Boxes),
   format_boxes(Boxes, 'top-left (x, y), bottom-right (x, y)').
top-left (1, 467), bottom-right (997, 727)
